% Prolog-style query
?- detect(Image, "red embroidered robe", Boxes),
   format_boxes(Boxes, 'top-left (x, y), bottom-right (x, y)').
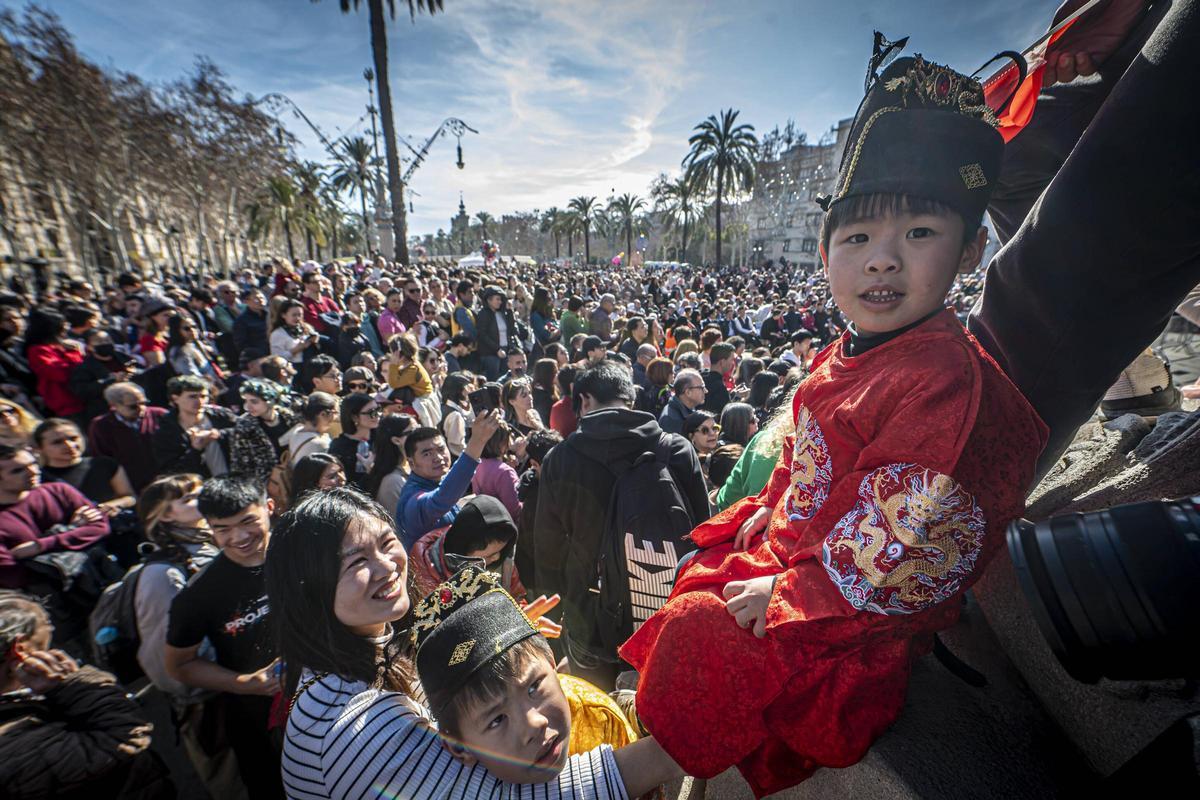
top-left (619, 310), bottom-right (1047, 797)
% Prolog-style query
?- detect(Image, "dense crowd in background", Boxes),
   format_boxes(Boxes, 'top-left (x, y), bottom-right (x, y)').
top-left (0, 252), bottom-right (987, 797)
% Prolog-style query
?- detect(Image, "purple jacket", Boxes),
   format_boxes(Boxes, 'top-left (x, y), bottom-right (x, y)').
top-left (470, 458), bottom-right (522, 523)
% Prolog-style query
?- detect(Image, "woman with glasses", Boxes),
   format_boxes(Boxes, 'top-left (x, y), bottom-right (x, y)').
top-left (167, 314), bottom-right (224, 391)
top-left (0, 398), bottom-right (38, 448)
top-left (682, 410), bottom-right (720, 481)
top-left (299, 354), bottom-right (342, 396)
top-left (329, 392), bottom-right (381, 491)
top-left (414, 302), bottom-right (445, 350)
top-left (419, 347), bottom-right (446, 393)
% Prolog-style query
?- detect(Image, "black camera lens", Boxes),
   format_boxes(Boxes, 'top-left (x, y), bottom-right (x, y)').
top-left (1007, 497), bottom-right (1200, 683)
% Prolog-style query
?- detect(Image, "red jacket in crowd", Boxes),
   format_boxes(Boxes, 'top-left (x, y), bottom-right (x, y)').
top-left (26, 343), bottom-right (84, 417)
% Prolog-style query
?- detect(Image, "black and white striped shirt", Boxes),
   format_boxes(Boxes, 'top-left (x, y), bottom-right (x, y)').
top-left (282, 670), bottom-right (630, 800)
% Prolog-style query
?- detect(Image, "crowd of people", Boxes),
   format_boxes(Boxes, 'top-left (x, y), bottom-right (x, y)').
top-left (2, 250), bottom-right (976, 797)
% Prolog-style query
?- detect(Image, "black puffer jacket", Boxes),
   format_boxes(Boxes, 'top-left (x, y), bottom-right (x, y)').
top-left (532, 407), bottom-right (711, 654)
top-left (474, 287), bottom-right (518, 358)
top-left (0, 666), bottom-right (174, 799)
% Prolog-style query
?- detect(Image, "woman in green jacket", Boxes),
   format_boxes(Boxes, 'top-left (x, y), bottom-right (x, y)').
top-left (715, 383), bottom-right (799, 510)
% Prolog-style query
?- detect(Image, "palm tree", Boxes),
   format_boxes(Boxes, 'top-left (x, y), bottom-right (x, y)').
top-left (474, 211), bottom-right (494, 240)
top-left (328, 136), bottom-right (377, 250)
top-left (540, 207), bottom-right (562, 259)
top-left (318, 180), bottom-right (346, 258)
top-left (245, 175), bottom-right (300, 260)
top-left (654, 174), bottom-right (698, 262)
top-left (332, 0), bottom-right (445, 264)
top-left (567, 195), bottom-right (599, 265)
top-left (557, 209), bottom-right (581, 260)
top-left (609, 193), bottom-right (646, 267)
top-left (293, 161), bottom-right (326, 259)
top-left (683, 108), bottom-right (758, 268)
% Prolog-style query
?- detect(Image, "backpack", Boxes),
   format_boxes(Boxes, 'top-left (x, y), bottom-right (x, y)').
top-left (87, 551), bottom-right (183, 685)
top-left (585, 434), bottom-right (698, 661)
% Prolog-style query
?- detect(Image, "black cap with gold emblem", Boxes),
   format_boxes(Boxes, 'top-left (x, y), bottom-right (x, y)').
top-left (821, 38), bottom-right (1004, 226)
top-left (409, 565), bottom-right (539, 705)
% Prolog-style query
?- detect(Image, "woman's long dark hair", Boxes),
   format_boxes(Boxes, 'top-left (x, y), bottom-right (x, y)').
top-left (23, 309), bottom-right (66, 355)
top-left (531, 358), bottom-right (558, 398)
top-left (719, 402), bottom-right (755, 446)
top-left (748, 370), bottom-right (781, 410)
top-left (441, 372), bottom-right (473, 407)
top-left (273, 298), bottom-right (304, 331)
top-left (266, 488), bottom-right (413, 695)
top-left (166, 313), bottom-right (194, 350)
top-left (289, 452), bottom-right (341, 506)
top-left (366, 414), bottom-right (417, 499)
top-left (530, 285), bottom-right (554, 318)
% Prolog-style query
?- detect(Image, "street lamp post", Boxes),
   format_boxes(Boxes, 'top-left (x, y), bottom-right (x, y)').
top-left (364, 69), bottom-right (388, 256)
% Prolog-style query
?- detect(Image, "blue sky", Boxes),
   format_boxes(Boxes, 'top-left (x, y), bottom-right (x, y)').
top-left (14, 0), bottom-right (1051, 236)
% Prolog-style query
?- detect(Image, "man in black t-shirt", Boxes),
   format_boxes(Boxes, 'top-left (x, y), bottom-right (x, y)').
top-left (164, 475), bottom-right (282, 798)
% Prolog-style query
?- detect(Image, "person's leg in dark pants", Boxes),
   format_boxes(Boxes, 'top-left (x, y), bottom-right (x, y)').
top-left (970, 0), bottom-right (1200, 477)
top-left (224, 696), bottom-right (284, 799)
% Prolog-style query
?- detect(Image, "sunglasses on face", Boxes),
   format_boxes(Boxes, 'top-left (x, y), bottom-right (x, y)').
top-left (360, 408), bottom-right (381, 418)
top-left (347, 381), bottom-right (370, 391)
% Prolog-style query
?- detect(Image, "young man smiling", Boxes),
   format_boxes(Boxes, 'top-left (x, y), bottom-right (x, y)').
top-left (394, 409), bottom-right (502, 549)
top-left (164, 475), bottom-right (283, 798)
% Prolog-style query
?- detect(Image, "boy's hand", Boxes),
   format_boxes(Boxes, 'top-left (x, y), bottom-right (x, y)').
top-left (733, 505), bottom-right (771, 550)
top-left (722, 575), bottom-right (777, 638)
top-left (520, 594), bottom-right (563, 639)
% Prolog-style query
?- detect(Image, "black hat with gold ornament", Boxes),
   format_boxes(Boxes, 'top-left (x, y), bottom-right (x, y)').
top-left (819, 34), bottom-right (1006, 226)
top-left (409, 565), bottom-right (538, 705)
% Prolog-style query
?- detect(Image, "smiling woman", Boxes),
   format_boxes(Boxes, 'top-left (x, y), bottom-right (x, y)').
top-left (266, 487), bottom-right (679, 799)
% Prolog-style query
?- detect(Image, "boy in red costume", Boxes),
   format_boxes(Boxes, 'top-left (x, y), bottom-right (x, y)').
top-left (619, 44), bottom-right (1049, 797)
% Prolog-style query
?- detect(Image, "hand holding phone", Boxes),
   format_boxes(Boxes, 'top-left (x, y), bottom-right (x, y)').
top-left (468, 387), bottom-right (496, 416)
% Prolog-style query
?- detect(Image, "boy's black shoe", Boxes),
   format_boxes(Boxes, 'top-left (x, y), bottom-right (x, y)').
top-left (1100, 350), bottom-right (1182, 420)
